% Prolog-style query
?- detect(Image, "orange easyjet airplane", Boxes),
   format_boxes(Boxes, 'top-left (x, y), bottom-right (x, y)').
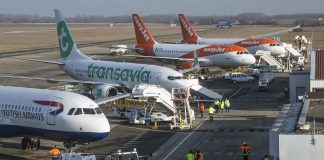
top-left (131, 14), bottom-right (256, 70)
top-left (178, 14), bottom-right (286, 56)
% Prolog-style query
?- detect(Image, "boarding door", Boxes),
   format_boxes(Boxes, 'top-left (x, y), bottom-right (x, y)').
top-left (47, 96), bottom-right (63, 125)
top-left (154, 72), bottom-right (162, 86)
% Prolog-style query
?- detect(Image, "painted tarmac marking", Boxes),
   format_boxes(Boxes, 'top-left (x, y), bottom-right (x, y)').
top-left (162, 117), bottom-right (208, 160)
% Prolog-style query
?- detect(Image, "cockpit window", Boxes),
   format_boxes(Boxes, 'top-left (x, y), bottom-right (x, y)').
top-left (83, 108), bottom-right (96, 115)
top-left (74, 108), bottom-right (83, 115)
top-left (168, 76), bottom-right (183, 80)
top-left (269, 44), bottom-right (280, 46)
top-left (168, 76), bottom-right (175, 80)
top-left (95, 107), bottom-right (103, 114)
top-left (68, 108), bottom-right (75, 115)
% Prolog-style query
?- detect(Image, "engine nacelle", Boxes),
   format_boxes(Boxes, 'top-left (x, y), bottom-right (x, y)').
top-left (92, 84), bottom-right (118, 99)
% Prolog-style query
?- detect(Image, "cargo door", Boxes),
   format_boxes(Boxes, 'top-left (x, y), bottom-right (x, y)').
top-left (47, 96), bottom-right (63, 125)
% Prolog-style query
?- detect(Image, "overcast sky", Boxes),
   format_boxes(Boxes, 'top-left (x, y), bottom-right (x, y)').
top-left (1, 0), bottom-right (324, 17)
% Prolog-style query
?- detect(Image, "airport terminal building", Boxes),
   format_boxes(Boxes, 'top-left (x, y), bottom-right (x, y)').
top-left (270, 50), bottom-right (324, 160)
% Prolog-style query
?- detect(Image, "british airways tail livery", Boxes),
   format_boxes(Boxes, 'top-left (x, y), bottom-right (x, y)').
top-left (178, 14), bottom-right (286, 56)
top-left (0, 85), bottom-right (110, 148)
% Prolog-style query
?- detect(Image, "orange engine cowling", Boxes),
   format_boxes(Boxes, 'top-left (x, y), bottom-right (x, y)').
top-left (178, 61), bottom-right (195, 70)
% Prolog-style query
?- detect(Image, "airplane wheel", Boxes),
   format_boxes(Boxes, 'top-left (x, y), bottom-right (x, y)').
top-left (63, 141), bottom-right (76, 149)
top-left (36, 138), bottom-right (40, 150)
top-left (21, 137), bottom-right (30, 150)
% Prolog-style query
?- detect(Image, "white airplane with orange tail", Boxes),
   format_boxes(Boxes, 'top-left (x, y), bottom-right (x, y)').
top-left (178, 14), bottom-right (286, 56)
top-left (131, 14), bottom-right (256, 70)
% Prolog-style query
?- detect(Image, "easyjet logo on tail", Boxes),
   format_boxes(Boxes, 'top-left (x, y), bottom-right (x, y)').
top-left (133, 15), bottom-right (150, 42)
top-left (203, 47), bottom-right (225, 53)
top-left (179, 15), bottom-right (193, 37)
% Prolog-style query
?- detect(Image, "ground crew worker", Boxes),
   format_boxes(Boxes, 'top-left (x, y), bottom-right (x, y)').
top-left (214, 99), bottom-right (220, 113)
top-left (240, 141), bottom-right (251, 160)
top-left (49, 145), bottom-right (61, 160)
top-left (187, 150), bottom-right (195, 160)
top-left (199, 103), bottom-right (205, 118)
top-left (262, 155), bottom-right (270, 160)
top-left (225, 98), bottom-right (230, 112)
top-left (208, 106), bottom-right (216, 122)
top-left (220, 100), bottom-right (225, 114)
top-left (284, 85), bottom-right (288, 98)
top-left (196, 150), bottom-right (204, 160)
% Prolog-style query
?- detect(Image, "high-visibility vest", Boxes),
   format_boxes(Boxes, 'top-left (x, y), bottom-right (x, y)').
top-left (200, 104), bottom-right (205, 111)
top-left (220, 101), bottom-right (225, 109)
top-left (225, 100), bottom-right (230, 107)
top-left (240, 145), bottom-right (251, 155)
top-left (187, 153), bottom-right (195, 160)
top-left (209, 107), bottom-right (215, 114)
top-left (50, 148), bottom-right (61, 156)
top-left (214, 100), bottom-right (220, 105)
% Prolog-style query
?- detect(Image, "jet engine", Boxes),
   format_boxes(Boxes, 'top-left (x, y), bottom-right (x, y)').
top-left (92, 84), bottom-right (118, 98)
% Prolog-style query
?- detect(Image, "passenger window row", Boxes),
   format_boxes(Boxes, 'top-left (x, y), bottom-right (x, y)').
top-left (0, 104), bottom-right (41, 112)
top-left (67, 107), bottom-right (103, 115)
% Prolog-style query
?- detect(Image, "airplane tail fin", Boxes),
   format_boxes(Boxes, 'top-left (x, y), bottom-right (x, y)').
top-left (54, 9), bottom-right (90, 60)
top-left (132, 14), bottom-right (157, 47)
top-left (178, 14), bottom-right (199, 44)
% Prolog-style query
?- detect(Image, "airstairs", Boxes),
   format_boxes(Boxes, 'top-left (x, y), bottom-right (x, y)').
top-left (190, 84), bottom-right (222, 99)
top-left (255, 50), bottom-right (282, 71)
top-left (131, 84), bottom-right (194, 129)
top-left (131, 85), bottom-right (175, 113)
top-left (283, 43), bottom-right (302, 57)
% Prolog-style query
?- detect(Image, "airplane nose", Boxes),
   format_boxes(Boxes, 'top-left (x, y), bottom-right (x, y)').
top-left (244, 54), bottom-right (256, 65)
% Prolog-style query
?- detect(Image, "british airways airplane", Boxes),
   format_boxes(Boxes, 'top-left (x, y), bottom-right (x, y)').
top-left (0, 85), bottom-right (112, 149)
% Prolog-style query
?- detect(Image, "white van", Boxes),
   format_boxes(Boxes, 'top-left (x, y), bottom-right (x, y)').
top-left (230, 73), bottom-right (255, 83)
top-left (61, 152), bottom-right (96, 160)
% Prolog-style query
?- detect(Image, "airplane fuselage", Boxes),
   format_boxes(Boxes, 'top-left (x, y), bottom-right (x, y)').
top-left (136, 43), bottom-right (256, 68)
top-left (0, 86), bottom-right (110, 143)
top-left (61, 59), bottom-right (199, 91)
top-left (195, 38), bottom-right (286, 56)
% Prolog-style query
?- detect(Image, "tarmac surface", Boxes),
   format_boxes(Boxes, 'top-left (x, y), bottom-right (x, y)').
top-left (0, 44), bottom-right (289, 160)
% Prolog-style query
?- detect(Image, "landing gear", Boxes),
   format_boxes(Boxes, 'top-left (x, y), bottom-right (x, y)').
top-left (63, 141), bottom-right (76, 149)
top-left (21, 137), bottom-right (30, 150)
top-left (21, 137), bottom-right (40, 150)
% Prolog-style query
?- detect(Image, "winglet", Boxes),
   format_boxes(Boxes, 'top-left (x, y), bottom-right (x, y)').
top-left (178, 14), bottom-right (199, 44)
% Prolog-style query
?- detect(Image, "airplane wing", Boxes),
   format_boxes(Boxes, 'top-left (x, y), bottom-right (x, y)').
top-left (95, 93), bottom-right (131, 105)
top-left (13, 57), bottom-right (65, 65)
top-left (251, 25), bottom-right (301, 38)
top-left (0, 75), bottom-right (121, 86)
